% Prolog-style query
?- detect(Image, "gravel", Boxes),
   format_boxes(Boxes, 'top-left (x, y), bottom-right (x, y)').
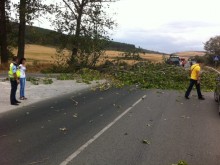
top-left (0, 78), bottom-right (101, 114)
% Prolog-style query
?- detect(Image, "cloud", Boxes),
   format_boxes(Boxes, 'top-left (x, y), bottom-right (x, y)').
top-left (112, 20), bottom-right (220, 53)
top-left (113, 32), bottom-right (201, 53)
top-left (27, 0), bottom-right (220, 53)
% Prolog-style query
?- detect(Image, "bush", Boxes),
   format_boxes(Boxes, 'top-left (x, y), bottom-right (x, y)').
top-left (42, 78), bottom-right (53, 84)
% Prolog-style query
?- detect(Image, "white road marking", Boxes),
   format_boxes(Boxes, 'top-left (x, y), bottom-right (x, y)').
top-left (59, 95), bottom-right (147, 165)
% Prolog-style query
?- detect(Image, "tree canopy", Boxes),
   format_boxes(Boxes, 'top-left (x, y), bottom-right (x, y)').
top-left (204, 36), bottom-right (220, 55)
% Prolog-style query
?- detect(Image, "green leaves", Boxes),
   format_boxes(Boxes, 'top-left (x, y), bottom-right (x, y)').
top-left (177, 160), bottom-right (188, 165)
top-left (112, 62), bottom-right (217, 91)
top-left (27, 77), bottom-right (53, 85)
top-left (57, 63), bottom-right (217, 92)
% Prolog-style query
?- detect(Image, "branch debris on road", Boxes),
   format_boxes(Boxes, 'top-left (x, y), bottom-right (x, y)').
top-left (59, 127), bottom-right (68, 131)
top-left (180, 116), bottom-right (190, 119)
top-left (73, 113), bottom-right (78, 118)
top-left (113, 104), bottom-right (122, 109)
top-left (71, 97), bottom-right (79, 105)
top-left (29, 157), bottom-right (49, 165)
top-left (0, 135), bottom-right (7, 138)
top-left (142, 139), bottom-right (151, 145)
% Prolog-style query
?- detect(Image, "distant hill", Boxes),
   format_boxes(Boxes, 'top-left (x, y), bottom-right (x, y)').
top-left (22, 25), bottom-right (165, 54)
top-left (175, 51), bottom-right (206, 57)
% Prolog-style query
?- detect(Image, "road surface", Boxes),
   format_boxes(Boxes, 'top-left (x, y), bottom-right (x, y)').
top-left (0, 87), bottom-right (220, 165)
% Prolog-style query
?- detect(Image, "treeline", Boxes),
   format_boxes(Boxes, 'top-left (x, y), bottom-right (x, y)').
top-left (8, 24), bottom-right (163, 54)
top-left (25, 25), bottom-right (163, 54)
top-left (25, 25), bottom-right (136, 51)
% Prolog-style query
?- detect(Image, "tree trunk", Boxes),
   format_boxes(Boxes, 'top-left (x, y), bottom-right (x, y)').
top-left (71, 1), bottom-right (85, 57)
top-left (0, 0), bottom-right (8, 64)
top-left (71, 16), bottom-right (82, 57)
top-left (69, 3), bottom-right (84, 68)
top-left (17, 0), bottom-right (26, 59)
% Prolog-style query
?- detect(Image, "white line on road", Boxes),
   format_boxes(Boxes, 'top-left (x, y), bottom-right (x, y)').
top-left (60, 95), bottom-right (147, 165)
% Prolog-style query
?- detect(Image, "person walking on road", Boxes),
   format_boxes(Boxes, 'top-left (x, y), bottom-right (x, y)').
top-left (185, 59), bottom-right (205, 100)
top-left (8, 56), bottom-right (21, 105)
top-left (19, 58), bottom-right (27, 100)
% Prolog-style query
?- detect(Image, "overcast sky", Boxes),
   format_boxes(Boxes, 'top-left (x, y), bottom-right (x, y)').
top-left (34, 0), bottom-right (220, 53)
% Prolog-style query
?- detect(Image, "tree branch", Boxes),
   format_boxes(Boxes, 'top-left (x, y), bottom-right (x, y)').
top-left (62, 0), bottom-right (78, 19)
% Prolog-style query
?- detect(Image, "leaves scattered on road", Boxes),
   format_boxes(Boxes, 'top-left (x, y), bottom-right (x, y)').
top-left (0, 135), bottom-right (7, 138)
top-left (156, 91), bottom-right (164, 94)
top-left (28, 157), bottom-right (49, 165)
top-left (180, 116), bottom-right (190, 119)
top-left (172, 160), bottom-right (188, 165)
top-left (59, 127), bottom-right (68, 132)
top-left (142, 139), bottom-right (151, 145)
top-left (113, 104), bottom-right (122, 109)
top-left (71, 97), bottom-right (78, 105)
top-left (73, 113), bottom-right (78, 118)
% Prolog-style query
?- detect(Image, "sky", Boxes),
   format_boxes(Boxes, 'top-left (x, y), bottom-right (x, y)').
top-left (33, 0), bottom-right (220, 53)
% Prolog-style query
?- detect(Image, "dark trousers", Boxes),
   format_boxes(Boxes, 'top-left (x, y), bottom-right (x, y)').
top-left (185, 79), bottom-right (202, 98)
top-left (10, 79), bottom-right (18, 104)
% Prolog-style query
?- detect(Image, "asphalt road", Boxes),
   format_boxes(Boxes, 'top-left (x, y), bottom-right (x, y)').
top-left (0, 87), bottom-right (220, 165)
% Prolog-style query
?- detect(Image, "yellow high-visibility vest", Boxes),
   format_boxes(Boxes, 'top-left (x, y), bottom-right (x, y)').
top-left (8, 63), bottom-right (20, 78)
top-left (8, 63), bottom-right (14, 78)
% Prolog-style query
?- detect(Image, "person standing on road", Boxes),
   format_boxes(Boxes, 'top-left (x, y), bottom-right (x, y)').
top-left (185, 59), bottom-right (205, 100)
top-left (19, 58), bottom-right (27, 100)
top-left (8, 56), bottom-right (21, 105)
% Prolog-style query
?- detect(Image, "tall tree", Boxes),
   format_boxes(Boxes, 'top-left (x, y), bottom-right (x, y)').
top-left (17, 0), bottom-right (26, 59)
top-left (16, 0), bottom-right (49, 59)
top-left (204, 36), bottom-right (220, 66)
top-left (54, 0), bottom-right (118, 67)
top-left (204, 36), bottom-right (220, 55)
top-left (0, 0), bottom-right (9, 64)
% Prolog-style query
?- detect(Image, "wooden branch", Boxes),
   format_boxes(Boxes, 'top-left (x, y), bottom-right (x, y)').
top-left (89, 0), bottom-right (119, 2)
top-left (70, 0), bottom-right (80, 10)
top-left (62, 0), bottom-right (78, 19)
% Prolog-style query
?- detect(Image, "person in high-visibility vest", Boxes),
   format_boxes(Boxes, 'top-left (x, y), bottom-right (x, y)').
top-left (8, 56), bottom-right (21, 105)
